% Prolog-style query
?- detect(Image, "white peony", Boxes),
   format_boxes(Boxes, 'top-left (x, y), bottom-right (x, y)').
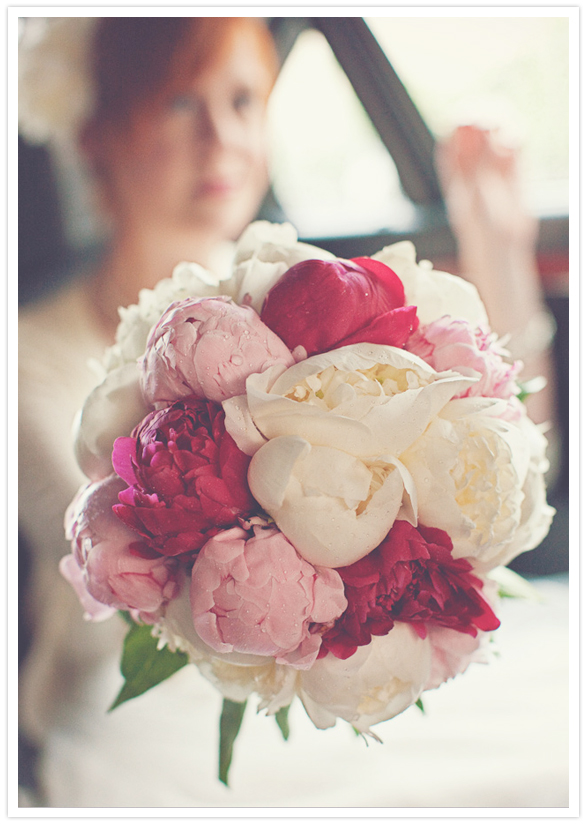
top-left (156, 581), bottom-right (432, 731)
top-left (249, 437), bottom-right (410, 568)
top-left (494, 414), bottom-right (556, 569)
top-left (298, 623), bottom-right (431, 734)
top-left (73, 362), bottom-right (151, 481)
top-left (224, 343), bottom-right (474, 567)
top-left (401, 397), bottom-right (554, 570)
top-left (196, 657), bottom-right (298, 715)
top-left (231, 220), bottom-right (336, 313)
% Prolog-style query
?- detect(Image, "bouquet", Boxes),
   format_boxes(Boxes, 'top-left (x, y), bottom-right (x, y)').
top-left (61, 221), bottom-right (554, 784)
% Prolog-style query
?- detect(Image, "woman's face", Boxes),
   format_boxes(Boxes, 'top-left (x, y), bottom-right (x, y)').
top-left (98, 26), bottom-right (273, 244)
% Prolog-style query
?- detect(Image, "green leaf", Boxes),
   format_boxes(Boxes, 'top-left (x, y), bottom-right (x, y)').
top-left (109, 622), bottom-right (188, 711)
top-left (415, 697), bottom-right (425, 714)
top-left (219, 699), bottom-right (247, 786)
top-left (275, 705), bottom-right (290, 741)
top-left (487, 566), bottom-right (545, 602)
top-left (118, 610), bottom-right (138, 627)
top-left (517, 376), bottom-right (547, 403)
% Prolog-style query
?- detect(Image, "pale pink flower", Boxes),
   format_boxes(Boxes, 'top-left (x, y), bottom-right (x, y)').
top-left (58, 554), bottom-right (116, 622)
top-left (65, 474), bottom-right (179, 616)
top-left (408, 316), bottom-right (521, 399)
top-left (425, 625), bottom-right (493, 690)
top-left (141, 296), bottom-right (294, 405)
top-left (190, 525), bottom-right (347, 669)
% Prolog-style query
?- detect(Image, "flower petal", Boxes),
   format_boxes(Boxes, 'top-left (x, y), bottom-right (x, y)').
top-left (248, 438), bottom-right (407, 567)
top-left (74, 362), bottom-right (151, 481)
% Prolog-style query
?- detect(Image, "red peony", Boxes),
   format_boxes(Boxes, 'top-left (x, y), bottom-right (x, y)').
top-left (318, 520), bottom-right (500, 660)
top-left (260, 257), bottom-right (418, 356)
top-left (111, 399), bottom-right (257, 557)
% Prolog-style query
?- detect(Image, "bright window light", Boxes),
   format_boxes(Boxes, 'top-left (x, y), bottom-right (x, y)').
top-left (267, 29), bottom-right (416, 238)
top-left (268, 18), bottom-right (569, 239)
top-left (367, 16), bottom-right (569, 215)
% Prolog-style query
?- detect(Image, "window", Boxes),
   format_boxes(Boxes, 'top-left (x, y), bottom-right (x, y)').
top-left (267, 16), bottom-right (569, 240)
top-left (367, 16), bottom-right (569, 215)
top-left (267, 29), bottom-right (417, 238)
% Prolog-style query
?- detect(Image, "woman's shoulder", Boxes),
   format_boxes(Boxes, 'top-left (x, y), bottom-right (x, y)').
top-left (20, 277), bottom-right (107, 355)
top-left (19, 276), bottom-right (109, 402)
top-left (21, 277), bottom-right (91, 333)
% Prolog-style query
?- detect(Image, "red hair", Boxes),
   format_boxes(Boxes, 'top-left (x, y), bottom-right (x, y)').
top-left (89, 17), bottom-right (278, 131)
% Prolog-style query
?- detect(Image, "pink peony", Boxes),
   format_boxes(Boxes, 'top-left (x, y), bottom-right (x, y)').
top-left (112, 399), bottom-right (257, 557)
top-left (59, 554), bottom-right (117, 622)
top-left (64, 475), bottom-right (179, 616)
top-left (425, 625), bottom-right (493, 690)
top-left (190, 525), bottom-right (347, 668)
top-left (319, 520), bottom-right (500, 660)
top-left (407, 316), bottom-right (521, 399)
top-left (141, 296), bottom-right (295, 405)
top-left (260, 257), bottom-right (418, 356)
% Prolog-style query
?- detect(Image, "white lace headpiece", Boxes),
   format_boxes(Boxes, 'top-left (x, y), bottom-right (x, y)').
top-left (19, 16), bottom-right (98, 146)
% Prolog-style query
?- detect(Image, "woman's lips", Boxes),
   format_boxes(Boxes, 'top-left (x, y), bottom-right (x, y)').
top-left (197, 178), bottom-right (240, 197)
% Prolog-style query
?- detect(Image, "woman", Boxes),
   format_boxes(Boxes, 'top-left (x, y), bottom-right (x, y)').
top-left (18, 17), bottom-right (563, 808)
top-left (19, 16), bottom-right (283, 806)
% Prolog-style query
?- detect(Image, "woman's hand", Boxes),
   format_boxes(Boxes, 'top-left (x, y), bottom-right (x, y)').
top-left (436, 125), bottom-right (556, 431)
top-left (436, 124), bottom-right (538, 253)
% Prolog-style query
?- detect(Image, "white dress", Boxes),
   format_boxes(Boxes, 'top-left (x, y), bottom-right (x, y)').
top-left (18, 278), bottom-right (570, 810)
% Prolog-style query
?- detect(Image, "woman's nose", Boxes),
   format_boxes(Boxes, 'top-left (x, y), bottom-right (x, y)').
top-left (194, 104), bottom-right (239, 151)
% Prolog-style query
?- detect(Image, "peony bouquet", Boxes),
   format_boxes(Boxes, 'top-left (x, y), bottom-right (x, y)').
top-left (61, 221), bottom-right (554, 783)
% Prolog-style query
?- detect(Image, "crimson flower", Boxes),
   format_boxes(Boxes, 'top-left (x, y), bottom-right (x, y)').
top-left (318, 520), bottom-right (500, 660)
top-left (112, 399), bottom-right (256, 557)
top-left (260, 257), bottom-right (418, 356)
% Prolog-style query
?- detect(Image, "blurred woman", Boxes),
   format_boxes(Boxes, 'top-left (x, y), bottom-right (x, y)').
top-left (18, 17), bottom-right (281, 806)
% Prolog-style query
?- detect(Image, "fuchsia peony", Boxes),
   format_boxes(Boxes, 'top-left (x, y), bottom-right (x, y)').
top-left (141, 296), bottom-right (294, 405)
top-left (190, 525), bottom-right (347, 668)
top-left (64, 474), bottom-right (179, 616)
top-left (407, 316), bottom-right (521, 399)
top-left (112, 399), bottom-right (256, 557)
top-left (319, 520), bottom-right (500, 660)
top-left (260, 257), bottom-right (418, 356)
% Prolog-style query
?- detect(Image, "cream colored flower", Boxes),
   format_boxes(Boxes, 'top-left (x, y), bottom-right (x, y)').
top-left (224, 343), bottom-right (473, 567)
top-left (401, 397), bottom-right (554, 570)
top-left (73, 362), bottom-right (150, 481)
top-left (298, 623), bottom-right (431, 733)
